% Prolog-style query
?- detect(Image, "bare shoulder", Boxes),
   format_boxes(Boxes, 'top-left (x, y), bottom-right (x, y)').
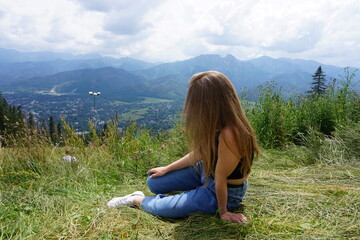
top-left (220, 126), bottom-right (240, 142)
top-left (219, 126), bottom-right (241, 158)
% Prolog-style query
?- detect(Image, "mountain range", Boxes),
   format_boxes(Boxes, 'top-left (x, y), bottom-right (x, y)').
top-left (1, 48), bottom-right (359, 101)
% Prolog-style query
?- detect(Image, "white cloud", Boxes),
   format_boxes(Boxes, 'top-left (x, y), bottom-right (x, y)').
top-left (0, 0), bottom-right (105, 53)
top-left (73, 0), bottom-right (164, 36)
top-left (0, 0), bottom-right (359, 67)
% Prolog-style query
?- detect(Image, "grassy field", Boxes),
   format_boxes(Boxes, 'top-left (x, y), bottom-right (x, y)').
top-left (111, 97), bottom-right (173, 122)
top-left (112, 97), bottom-right (173, 106)
top-left (1, 144), bottom-right (359, 240)
top-left (118, 108), bottom-right (149, 122)
top-left (140, 97), bottom-right (173, 104)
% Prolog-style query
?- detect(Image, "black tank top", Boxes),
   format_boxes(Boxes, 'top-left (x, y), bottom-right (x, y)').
top-left (213, 132), bottom-right (244, 179)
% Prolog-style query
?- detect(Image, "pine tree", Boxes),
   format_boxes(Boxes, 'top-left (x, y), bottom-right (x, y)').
top-left (57, 121), bottom-right (63, 145)
top-left (5, 105), bottom-right (23, 137)
top-left (49, 116), bottom-right (58, 144)
top-left (0, 94), bottom-right (8, 146)
top-left (27, 112), bottom-right (36, 131)
top-left (0, 94), bottom-right (26, 144)
top-left (7, 105), bottom-right (17, 135)
top-left (309, 66), bottom-right (327, 96)
top-left (0, 93), bottom-right (8, 135)
top-left (16, 106), bottom-right (25, 132)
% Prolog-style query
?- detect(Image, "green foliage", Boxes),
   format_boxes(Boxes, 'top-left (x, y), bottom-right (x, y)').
top-left (27, 112), bottom-right (35, 131)
top-left (249, 83), bottom-right (296, 148)
top-left (61, 117), bottom-right (84, 147)
top-left (57, 121), bottom-right (64, 146)
top-left (247, 68), bottom-right (359, 150)
top-left (48, 116), bottom-right (58, 145)
top-left (87, 119), bottom-right (101, 147)
top-left (0, 93), bottom-right (26, 146)
top-left (295, 94), bottom-right (337, 136)
top-left (309, 66), bottom-right (327, 96)
top-left (161, 118), bottom-right (188, 159)
top-left (334, 67), bottom-right (359, 123)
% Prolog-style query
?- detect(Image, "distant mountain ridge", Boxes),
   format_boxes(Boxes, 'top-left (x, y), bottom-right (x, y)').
top-left (1, 48), bottom-right (359, 101)
top-left (0, 56), bottom-right (157, 84)
top-left (133, 54), bottom-right (359, 95)
top-left (135, 54), bottom-right (269, 92)
top-left (9, 67), bottom-right (152, 101)
top-left (0, 48), bottom-right (102, 63)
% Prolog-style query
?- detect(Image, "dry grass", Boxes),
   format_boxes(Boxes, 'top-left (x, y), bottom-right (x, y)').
top-left (1, 146), bottom-right (359, 240)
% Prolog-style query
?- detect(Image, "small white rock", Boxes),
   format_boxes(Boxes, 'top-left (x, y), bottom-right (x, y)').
top-left (63, 155), bottom-right (77, 162)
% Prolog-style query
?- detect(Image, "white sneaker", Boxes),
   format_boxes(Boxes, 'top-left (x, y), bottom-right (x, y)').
top-left (107, 191), bottom-right (145, 208)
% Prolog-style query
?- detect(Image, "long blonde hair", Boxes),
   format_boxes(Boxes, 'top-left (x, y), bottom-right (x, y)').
top-left (184, 71), bottom-right (259, 178)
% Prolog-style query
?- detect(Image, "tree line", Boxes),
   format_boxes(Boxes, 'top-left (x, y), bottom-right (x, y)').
top-left (0, 94), bottom-right (64, 146)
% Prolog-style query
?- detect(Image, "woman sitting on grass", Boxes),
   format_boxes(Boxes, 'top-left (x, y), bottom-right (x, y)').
top-left (108, 71), bottom-right (259, 223)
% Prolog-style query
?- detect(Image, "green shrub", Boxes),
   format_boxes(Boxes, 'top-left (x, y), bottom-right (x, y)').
top-left (246, 68), bottom-right (359, 150)
top-left (249, 83), bottom-right (296, 148)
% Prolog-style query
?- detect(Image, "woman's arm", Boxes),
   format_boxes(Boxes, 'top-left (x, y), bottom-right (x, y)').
top-left (147, 151), bottom-right (200, 178)
top-left (215, 128), bottom-right (248, 223)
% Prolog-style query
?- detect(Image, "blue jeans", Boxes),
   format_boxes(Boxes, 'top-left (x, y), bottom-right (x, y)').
top-left (141, 162), bottom-right (248, 218)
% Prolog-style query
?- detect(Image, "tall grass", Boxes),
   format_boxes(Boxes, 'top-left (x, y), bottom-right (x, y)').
top-left (0, 117), bottom-right (181, 239)
top-left (1, 128), bottom-right (359, 239)
top-left (247, 69), bottom-right (359, 164)
top-left (0, 68), bottom-right (359, 239)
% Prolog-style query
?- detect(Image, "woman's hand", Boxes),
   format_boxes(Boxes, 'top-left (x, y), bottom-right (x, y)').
top-left (220, 211), bottom-right (248, 223)
top-left (147, 166), bottom-right (168, 178)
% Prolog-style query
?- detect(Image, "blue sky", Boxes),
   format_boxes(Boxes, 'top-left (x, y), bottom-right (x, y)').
top-left (0, 0), bottom-right (359, 67)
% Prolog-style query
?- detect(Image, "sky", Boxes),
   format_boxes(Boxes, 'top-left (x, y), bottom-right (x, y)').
top-left (0, 0), bottom-right (359, 67)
